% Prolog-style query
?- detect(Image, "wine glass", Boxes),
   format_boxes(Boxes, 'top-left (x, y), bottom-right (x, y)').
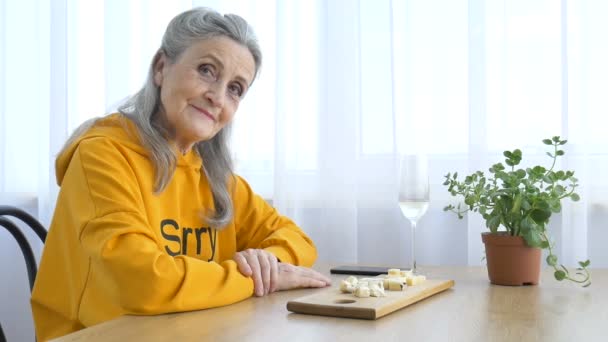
top-left (398, 154), bottom-right (430, 274)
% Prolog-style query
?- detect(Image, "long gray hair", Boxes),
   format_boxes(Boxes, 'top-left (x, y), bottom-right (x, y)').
top-left (62, 8), bottom-right (262, 228)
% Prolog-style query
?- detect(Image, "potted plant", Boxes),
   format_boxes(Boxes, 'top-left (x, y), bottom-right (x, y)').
top-left (442, 136), bottom-right (591, 287)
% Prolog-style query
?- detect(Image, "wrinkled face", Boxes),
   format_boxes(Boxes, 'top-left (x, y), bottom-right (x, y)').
top-left (153, 36), bottom-right (256, 153)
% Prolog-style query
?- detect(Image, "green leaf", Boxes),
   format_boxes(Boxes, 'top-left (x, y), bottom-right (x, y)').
top-left (556, 150), bottom-right (565, 156)
top-left (520, 216), bottom-right (532, 233)
top-left (571, 193), bottom-right (581, 201)
top-left (523, 228), bottom-right (542, 247)
top-left (537, 200), bottom-right (550, 210)
top-left (546, 152), bottom-right (554, 158)
top-left (486, 216), bottom-right (501, 232)
top-left (579, 260), bottom-right (591, 268)
top-left (554, 270), bottom-right (566, 281)
top-left (521, 199), bottom-right (530, 210)
top-left (513, 149), bottom-right (522, 158)
top-left (511, 194), bottom-right (522, 214)
top-left (554, 185), bottom-right (565, 196)
top-left (559, 139), bottom-right (568, 145)
top-left (540, 240), bottom-right (550, 248)
top-left (542, 139), bottom-right (553, 145)
top-left (546, 255), bottom-right (558, 266)
top-left (504, 151), bottom-right (513, 158)
top-left (552, 136), bottom-right (560, 142)
top-left (464, 196), bottom-right (476, 206)
top-left (549, 200), bottom-right (561, 213)
top-left (533, 166), bottom-right (546, 174)
top-left (530, 208), bottom-right (552, 223)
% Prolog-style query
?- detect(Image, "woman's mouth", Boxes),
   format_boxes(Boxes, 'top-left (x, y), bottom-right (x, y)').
top-left (191, 105), bottom-right (216, 122)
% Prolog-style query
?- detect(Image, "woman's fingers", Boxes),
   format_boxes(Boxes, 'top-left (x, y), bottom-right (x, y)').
top-left (276, 263), bottom-right (332, 291)
top-left (299, 266), bottom-right (332, 285)
top-left (257, 252), bottom-right (271, 295)
top-left (269, 255), bottom-right (279, 293)
top-left (246, 252), bottom-right (263, 296)
top-left (234, 249), bottom-right (280, 296)
top-left (235, 250), bottom-right (326, 296)
top-left (234, 250), bottom-right (262, 296)
top-left (300, 277), bottom-right (330, 288)
top-left (233, 252), bottom-right (252, 276)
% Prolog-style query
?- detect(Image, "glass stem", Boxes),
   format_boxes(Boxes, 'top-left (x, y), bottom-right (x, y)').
top-left (411, 220), bottom-right (417, 274)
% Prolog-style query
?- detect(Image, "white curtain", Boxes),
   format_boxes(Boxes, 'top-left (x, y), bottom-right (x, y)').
top-left (2, 0), bottom-right (608, 269)
top-left (2, 1), bottom-right (608, 339)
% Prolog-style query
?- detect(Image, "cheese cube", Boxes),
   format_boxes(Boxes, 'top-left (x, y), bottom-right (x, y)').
top-left (387, 278), bottom-right (405, 291)
top-left (387, 268), bottom-right (401, 277)
top-left (354, 286), bottom-right (371, 298)
top-left (406, 275), bottom-right (426, 286)
top-left (400, 270), bottom-right (413, 278)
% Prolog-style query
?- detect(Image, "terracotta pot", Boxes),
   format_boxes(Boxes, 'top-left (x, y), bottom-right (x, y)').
top-left (481, 232), bottom-right (541, 286)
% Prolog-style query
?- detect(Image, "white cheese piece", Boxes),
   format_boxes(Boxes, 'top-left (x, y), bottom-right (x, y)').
top-left (345, 276), bottom-right (358, 286)
top-left (360, 278), bottom-right (384, 289)
top-left (369, 283), bottom-right (386, 297)
top-left (387, 268), bottom-right (401, 277)
top-left (406, 275), bottom-right (426, 286)
top-left (354, 286), bottom-right (371, 298)
top-left (400, 270), bottom-right (413, 278)
top-left (340, 280), bottom-right (356, 293)
top-left (387, 278), bottom-right (405, 291)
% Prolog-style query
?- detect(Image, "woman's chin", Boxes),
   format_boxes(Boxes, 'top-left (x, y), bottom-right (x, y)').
top-left (194, 129), bottom-right (219, 143)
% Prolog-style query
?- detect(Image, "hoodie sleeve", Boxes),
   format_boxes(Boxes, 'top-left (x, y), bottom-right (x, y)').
top-left (73, 138), bottom-right (254, 314)
top-left (232, 176), bottom-right (318, 267)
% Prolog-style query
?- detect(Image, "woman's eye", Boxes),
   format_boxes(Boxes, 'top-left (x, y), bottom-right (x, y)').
top-left (198, 64), bottom-right (215, 78)
top-left (228, 83), bottom-right (244, 97)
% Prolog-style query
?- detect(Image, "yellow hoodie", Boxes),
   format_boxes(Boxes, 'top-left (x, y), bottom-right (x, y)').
top-left (31, 113), bottom-right (317, 341)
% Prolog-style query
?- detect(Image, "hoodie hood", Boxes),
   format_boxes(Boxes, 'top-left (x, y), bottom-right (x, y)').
top-left (55, 113), bottom-right (201, 186)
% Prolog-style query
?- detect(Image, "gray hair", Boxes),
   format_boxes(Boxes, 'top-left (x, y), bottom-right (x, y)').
top-left (62, 7), bottom-right (262, 228)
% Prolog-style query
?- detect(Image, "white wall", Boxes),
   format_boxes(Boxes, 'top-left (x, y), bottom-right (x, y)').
top-left (0, 194), bottom-right (42, 342)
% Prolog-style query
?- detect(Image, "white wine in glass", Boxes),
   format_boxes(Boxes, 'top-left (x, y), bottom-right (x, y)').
top-left (398, 154), bottom-right (429, 274)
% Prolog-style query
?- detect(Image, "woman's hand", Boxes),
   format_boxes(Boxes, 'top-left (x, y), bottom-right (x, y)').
top-left (233, 249), bottom-right (331, 296)
top-left (234, 249), bottom-right (279, 296)
top-left (275, 263), bottom-right (331, 291)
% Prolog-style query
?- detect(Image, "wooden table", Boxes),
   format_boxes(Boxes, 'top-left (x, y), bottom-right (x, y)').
top-left (52, 265), bottom-right (607, 342)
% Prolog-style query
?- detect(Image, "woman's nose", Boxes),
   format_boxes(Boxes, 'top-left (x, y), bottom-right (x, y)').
top-left (205, 82), bottom-right (225, 108)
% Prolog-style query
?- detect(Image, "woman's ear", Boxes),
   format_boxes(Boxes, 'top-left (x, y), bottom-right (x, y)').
top-left (153, 50), bottom-right (166, 86)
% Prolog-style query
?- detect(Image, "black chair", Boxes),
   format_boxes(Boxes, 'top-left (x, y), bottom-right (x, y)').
top-left (0, 205), bottom-right (47, 342)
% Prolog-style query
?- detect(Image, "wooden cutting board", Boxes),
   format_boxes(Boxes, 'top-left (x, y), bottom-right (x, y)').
top-left (287, 279), bottom-right (454, 320)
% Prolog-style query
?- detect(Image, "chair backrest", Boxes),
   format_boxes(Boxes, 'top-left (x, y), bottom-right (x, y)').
top-left (0, 205), bottom-right (47, 342)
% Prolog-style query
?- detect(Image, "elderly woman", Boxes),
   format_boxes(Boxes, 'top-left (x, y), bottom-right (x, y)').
top-left (31, 7), bottom-right (330, 340)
